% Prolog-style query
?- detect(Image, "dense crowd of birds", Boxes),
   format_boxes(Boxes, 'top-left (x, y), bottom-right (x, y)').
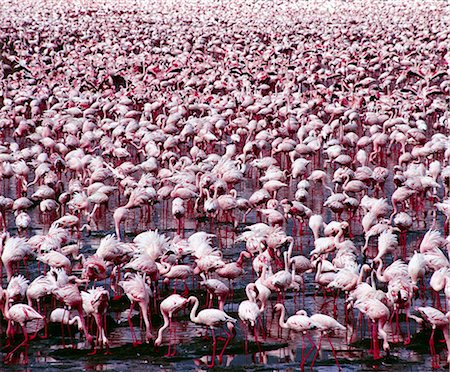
top-left (0, 0), bottom-right (449, 368)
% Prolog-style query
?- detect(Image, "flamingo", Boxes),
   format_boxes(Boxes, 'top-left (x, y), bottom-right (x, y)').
top-left (273, 303), bottom-right (317, 368)
top-left (200, 276), bottom-right (230, 311)
top-left (413, 306), bottom-right (450, 368)
top-left (49, 308), bottom-right (83, 346)
top-left (26, 272), bottom-right (56, 312)
top-left (2, 297), bottom-right (44, 362)
top-left (160, 263), bottom-right (194, 295)
top-left (155, 294), bottom-right (191, 355)
top-left (1, 235), bottom-right (32, 281)
top-left (81, 287), bottom-right (110, 353)
top-left (273, 303), bottom-right (316, 341)
top-left (49, 308), bottom-right (83, 331)
top-left (354, 298), bottom-right (390, 360)
top-left (216, 250), bottom-right (252, 288)
top-left (309, 313), bottom-right (346, 369)
top-left (119, 273), bottom-right (153, 345)
top-left (188, 295), bottom-right (236, 368)
top-left (238, 284), bottom-right (262, 339)
top-left (52, 283), bottom-right (94, 346)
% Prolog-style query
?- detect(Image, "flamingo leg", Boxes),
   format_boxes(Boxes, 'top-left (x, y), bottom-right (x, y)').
top-left (165, 318), bottom-right (173, 357)
top-left (326, 334), bottom-right (340, 370)
top-left (429, 327), bottom-right (440, 369)
top-left (5, 325), bottom-right (28, 363)
top-left (218, 326), bottom-right (232, 365)
top-left (207, 328), bottom-right (217, 368)
top-left (170, 321), bottom-right (177, 357)
top-left (128, 302), bottom-right (139, 346)
top-left (311, 334), bottom-right (322, 369)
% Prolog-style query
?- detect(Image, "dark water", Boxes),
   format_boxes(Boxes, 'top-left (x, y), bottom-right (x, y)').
top-left (1, 173), bottom-right (446, 372)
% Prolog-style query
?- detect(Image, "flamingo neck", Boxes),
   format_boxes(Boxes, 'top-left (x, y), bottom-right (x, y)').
top-left (245, 284), bottom-right (255, 302)
top-left (155, 311), bottom-right (170, 345)
top-left (237, 251), bottom-right (246, 267)
top-left (71, 315), bottom-right (82, 330)
top-left (2, 299), bottom-right (8, 320)
top-left (376, 259), bottom-right (384, 282)
top-left (284, 252), bottom-right (289, 272)
top-left (358, 265), bottom-right (368, 284)
top-left (189, 297), bottom-right (199, 323)
top-left (315, 260), bottom-right (323, 282)
top-left (287, 238), bottom-right (294, 262)
top-left (277, 305), bottom-right (288, 329)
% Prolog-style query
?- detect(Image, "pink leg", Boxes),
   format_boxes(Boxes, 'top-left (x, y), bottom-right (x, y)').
top-left (207, 329), bottom-right (217, 368)
top-left (5, 325), bottom-right (28, 362)
top-left (326, 334), bottom-right (340, 370)
top-left (429, 328), bottom-right (440, 369)
top-left (372, 321), bottom-right (380, 360)
top-left (164, 317), bottom-right (173, 357)
top-left (128, 303), bottom-right (139, 346)
top-left (218, 328), bottom-right (232, 364)
top-left (310, 334), bottom-right (322, 369)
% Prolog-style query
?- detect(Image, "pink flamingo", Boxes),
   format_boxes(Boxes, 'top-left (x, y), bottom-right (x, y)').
top-left (81, 287), bottom-right (110, 353)
top-left (188, 295), bottom-right (236, 367)
top-left (2, 297), bottom-right (44, 363)
top-left (119, 273), bottom-right (153, 345)
top-left (155, 294), bottom-right (191, 356)
top-left (413, 306), bottom-right (450, 368)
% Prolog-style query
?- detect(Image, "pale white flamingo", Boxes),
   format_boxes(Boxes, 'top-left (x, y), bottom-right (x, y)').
top-left (155, 294), bottom-right (190, 355)
top-left (188, 295), bottom-right (236, 368)
top-left (81, 287), bottom-right (110, 352)
top-left (2, 298), bottom-right (44, 363)
top-left (119, 273), bottom-right (153, 344)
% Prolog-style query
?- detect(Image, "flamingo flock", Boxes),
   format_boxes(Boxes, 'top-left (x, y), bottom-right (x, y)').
top-left (0, 0), bottom-right (449, 369)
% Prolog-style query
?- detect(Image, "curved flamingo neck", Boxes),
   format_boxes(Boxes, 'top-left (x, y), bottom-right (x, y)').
top-left (376, 259), bottom-right (384, 282)
top-left (189, 296), bottom-right (200, 323)
top-left (287, 238), bottom-right (294, 262)
top-left (155, 311), bottom-right (170, 345)
top-left (315, 259), bottom-right (323, 282)
top-left (358, 264), bottom-right (369, 284)
top-left (245, 284), bottom-right (256, 302)
top-left (2, 299), bottom-right (9, 320)
top-left (237, 251), bottom-right (247, 267)
top-left (70, 315), bottom-right (82, 330)
top-left (277, 305), bottom-right (289, 329)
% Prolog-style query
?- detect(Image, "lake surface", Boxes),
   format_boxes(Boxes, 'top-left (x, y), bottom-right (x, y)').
top-left (1, 168), bottom-right (447, 372)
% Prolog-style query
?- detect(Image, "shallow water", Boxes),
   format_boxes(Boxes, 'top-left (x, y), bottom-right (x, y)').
top-left (1, 171), bottom-right (448, 371)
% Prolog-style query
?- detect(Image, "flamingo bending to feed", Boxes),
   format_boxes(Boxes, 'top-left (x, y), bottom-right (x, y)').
top-left (119, 273), bottom-right (153, 345)
top-left (49, 308), bottom-right (83, 347)
top-left (155, 294), bottom-right (191, 356)
top-left (3, 296), bottom-right (44, 363)
top-left (412, 306), bottom-right (450, 368)
top-left (354, 298), bottom-right (390, 360)
top-left (81, 287), bottom-right (110, 353)
top-left (309, 313), bottom-right (346, 369)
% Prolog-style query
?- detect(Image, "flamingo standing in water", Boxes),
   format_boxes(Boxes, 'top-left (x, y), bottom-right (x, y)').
top-left (238, 283), bottom-right (262, 346)
top-left (412, 306), bottom-right (450, 368)
top-left (309, 313), bottom-right (346, 369)
top-left (354, 298), bottom-right (390, 360)
top-left (52, 283), bottom-right (94, 346)
top-left (2, 297), bottom-right (44, 363)
top-left (188, 295), bottom-right (236, 367)
top-left (273, 303), bottom-right (317, 368)
top-left (49, 308), bottom-right (83, 347)
top-left (155, 294), bottom-right (191, 356)
top-left (81, 287), bottom-right (110, 353)
top-left (119, 273), bottom-right (153, 345)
